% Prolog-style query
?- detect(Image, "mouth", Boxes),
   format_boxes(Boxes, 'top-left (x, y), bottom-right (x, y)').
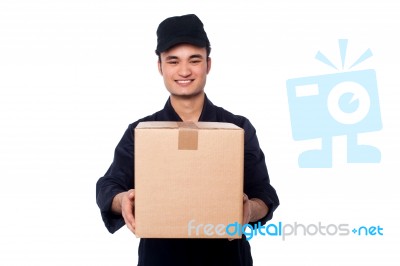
top-left (176, 79), bottom-right (194, 85)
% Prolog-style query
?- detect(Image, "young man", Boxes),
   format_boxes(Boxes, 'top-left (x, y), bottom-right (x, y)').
top-left (96, 14), bottom-right (279, 266)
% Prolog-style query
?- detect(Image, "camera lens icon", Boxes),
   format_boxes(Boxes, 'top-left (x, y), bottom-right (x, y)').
top-left (327, 81), bottom-right (371, 125)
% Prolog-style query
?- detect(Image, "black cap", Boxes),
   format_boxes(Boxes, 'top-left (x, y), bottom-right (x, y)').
top-left (156, 14), bottom-right (210, 54)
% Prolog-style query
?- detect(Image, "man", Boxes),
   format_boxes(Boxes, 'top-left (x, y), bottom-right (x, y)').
top-left (96, 14), bottom-right (279, 266)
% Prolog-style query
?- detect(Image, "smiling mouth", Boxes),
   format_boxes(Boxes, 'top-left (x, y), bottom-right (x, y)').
top-left (176, 80), bottom-right (193, 84)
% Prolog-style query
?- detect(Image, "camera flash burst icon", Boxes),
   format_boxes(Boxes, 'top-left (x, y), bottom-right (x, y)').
top-left (286, 39), bottom-right (382, 168)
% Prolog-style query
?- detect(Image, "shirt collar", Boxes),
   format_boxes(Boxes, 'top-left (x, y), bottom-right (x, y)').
top-left (163, 94), bottom-right (218, 122)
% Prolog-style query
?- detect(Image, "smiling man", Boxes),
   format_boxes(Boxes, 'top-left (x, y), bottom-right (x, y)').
top-left (158, 43), bottom-right (210, 122)
top-left (96, 14), bottom-right (279, 266)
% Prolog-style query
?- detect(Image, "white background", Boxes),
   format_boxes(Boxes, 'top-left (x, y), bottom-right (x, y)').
top-left (1, 0), bottom-right (400, 265)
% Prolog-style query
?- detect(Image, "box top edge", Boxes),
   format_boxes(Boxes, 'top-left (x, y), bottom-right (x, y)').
top-left (136, 121), bottom-right (243, 130)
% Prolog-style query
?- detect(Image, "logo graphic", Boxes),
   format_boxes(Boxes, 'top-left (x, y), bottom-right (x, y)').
top-left (187, 220), bottom-right (384, 241)
top-left (286, 39), bottom-right (382, 168)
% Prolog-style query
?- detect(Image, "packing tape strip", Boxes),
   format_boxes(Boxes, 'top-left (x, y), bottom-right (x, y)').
top-left (177, 122), bottom-right (198, 150)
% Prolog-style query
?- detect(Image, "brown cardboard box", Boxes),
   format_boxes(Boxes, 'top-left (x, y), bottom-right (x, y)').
top-left (134, 121), bottom-right (244, 238)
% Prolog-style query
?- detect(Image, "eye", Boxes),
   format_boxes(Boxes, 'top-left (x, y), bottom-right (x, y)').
top-left (167, 60), bottom-right (178, 65)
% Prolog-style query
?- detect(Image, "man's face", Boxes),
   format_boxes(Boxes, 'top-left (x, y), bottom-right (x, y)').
top-left (158, 44), bottom-right (211, 98)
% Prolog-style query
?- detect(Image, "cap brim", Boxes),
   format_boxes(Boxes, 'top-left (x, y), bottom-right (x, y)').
top-left (156, 36), bottom-right (208, 53)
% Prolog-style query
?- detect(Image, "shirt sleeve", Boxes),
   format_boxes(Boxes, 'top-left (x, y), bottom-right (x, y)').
top-left (96, 124), bottom-right (135, 233)
top-left (242, 119), bottom-right (280, 226)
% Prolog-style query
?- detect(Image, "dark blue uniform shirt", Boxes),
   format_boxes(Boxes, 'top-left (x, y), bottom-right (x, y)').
top-left (96, 95), bottom-right (279, 266)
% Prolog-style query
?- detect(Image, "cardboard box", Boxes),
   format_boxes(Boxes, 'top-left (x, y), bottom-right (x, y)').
top-left (134, 121), bottom-right (244, 238)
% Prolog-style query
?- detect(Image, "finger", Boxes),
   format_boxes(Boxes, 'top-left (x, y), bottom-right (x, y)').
top-left (122, 202), bottom-right (135, 221)
top-left (124, 211), bottom-right (135, 227)
top-left (126, 221), bottom-right (136, 234)
top-left (123, 210), bottom-right (136, 234)
top-left (243, 193), bottom-right (249, 202)
top-left (121, 192), bottom-right (136, 234)
top-left (128, 189), bottom-right (135, 200)
top-left (125, 193), bottom-right (136, 220)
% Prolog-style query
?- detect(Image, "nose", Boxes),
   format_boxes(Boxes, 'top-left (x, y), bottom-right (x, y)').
top-left (178, 62), bottom-right (191, 77)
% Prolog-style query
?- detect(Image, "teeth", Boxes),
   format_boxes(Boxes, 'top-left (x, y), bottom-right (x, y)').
top-left (177, 80), bottom-right (191, 84)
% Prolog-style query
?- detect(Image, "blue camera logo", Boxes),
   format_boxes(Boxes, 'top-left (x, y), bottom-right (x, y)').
top-left (286, 39), bottom-right (382, 168)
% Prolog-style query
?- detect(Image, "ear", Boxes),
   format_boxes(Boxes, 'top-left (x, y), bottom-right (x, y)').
top-left (206, 57), bottom-right (212, 74)
top-left (158, 60), bottom-right (163, 75)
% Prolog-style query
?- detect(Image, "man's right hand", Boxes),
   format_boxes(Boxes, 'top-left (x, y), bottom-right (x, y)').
top-left (112, 189), bottom-right (136, 234)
